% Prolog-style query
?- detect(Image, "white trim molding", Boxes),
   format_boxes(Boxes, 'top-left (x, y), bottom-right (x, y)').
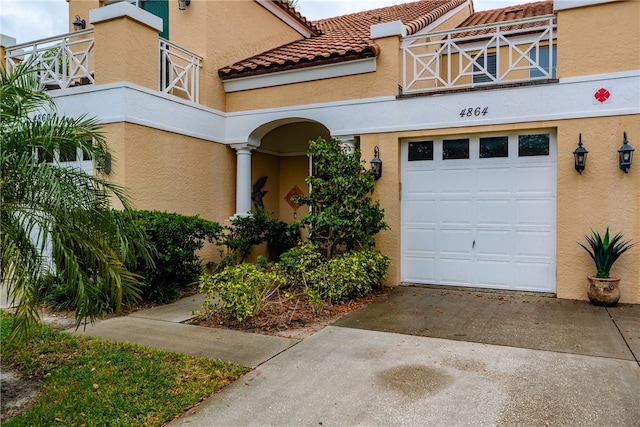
top-left (90, 1), bottom-right (163, 32)
top-left (256, 0), bottom-right (316, 38)
top-left (554, 0), bottom-right (619, 11)
top-left (222, 58), bottom-right (377, 93)
top-left (371, 21), bottom-right (406, 39)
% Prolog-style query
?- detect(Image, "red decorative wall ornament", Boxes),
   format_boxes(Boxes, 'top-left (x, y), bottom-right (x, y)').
top-left (594, 88), bottom-right (610, 103)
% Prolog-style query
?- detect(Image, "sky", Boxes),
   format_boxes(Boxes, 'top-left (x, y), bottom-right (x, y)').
top-left (0, 0), bottom-right (517, 45)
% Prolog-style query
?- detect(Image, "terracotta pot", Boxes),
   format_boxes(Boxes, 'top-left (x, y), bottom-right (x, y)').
top-left (587, 276), bottom-right (621, 307)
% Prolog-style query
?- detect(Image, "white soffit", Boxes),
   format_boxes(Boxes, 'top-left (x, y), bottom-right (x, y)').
top-left (554, 0), bottom-right (619, 11)
top-left (90, 1), bottom-right (163, 32)
top-left (222, 58), bottom-right (377, 93)
top-left (256, 0), bottom-right (315, 38)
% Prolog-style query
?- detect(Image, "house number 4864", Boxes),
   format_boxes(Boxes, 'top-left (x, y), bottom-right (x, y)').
top-left (459, 107), bottom-right (488, 118)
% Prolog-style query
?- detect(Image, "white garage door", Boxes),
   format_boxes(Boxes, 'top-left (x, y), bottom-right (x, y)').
top-left (401, 131), bottom-right (556, 293)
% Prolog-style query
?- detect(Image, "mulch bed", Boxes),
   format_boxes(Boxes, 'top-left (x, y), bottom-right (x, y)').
top-left (190, 287), bottom-right (392, 337)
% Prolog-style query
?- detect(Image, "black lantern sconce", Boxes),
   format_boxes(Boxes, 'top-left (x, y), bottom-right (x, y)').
top-left (618, 132), bottom-right (634, 173)
top-left (73, 15), bottom-right (86, 31)
top-left (178, 0), bottom-right (191, 10)
top-left (370, 146), bottom-right (382, 180)
top-left (573, 133), bottom-right (588, 174)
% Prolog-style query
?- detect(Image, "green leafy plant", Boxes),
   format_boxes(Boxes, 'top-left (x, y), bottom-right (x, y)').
top-left (200, 264), bottom-right (284, 322)
top-left (578, 228), bottom-right (634, 278)
top-left (114, 210), bottom-right (224, 303)
top-left (293, 137), bottom-right (387, 260)
top-left (307, 249), bottom-right (390, 304)
top-left (1, 60), bottom-right (152, 343)
top-left (223, 207), bottom-right (300, 264)
top-left (277, 241), bottom-right (325, 288)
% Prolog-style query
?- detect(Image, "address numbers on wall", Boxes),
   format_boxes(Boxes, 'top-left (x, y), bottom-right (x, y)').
top-left (459, 107), bottom-right (488, 118)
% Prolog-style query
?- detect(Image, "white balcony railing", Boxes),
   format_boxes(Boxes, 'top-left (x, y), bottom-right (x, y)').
top-left (159, 38), bottom-right (202, 103)
top-left (402, 15), bottom-right (557, 94)
top-left (5, 30), bottom-right (95, 89)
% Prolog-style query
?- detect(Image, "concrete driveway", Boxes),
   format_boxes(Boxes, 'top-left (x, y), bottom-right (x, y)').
top-left (170, 286), bottom-right (640, 426)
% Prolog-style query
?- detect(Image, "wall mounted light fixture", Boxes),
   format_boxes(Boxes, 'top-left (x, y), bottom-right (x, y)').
top-left (618, 131), bottom-right (634, 173)
top-left (73, 15), bottom-right (86, 31)
top-left (178, 0), bottom-right (191, 10)
top-left (370, 146), bottom-right (382, 180)
top-left (573, 133), bottom-right (588, 174)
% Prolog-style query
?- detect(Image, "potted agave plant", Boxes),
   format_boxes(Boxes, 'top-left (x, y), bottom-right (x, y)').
top-left (578, 228), bottom-right (634, 306)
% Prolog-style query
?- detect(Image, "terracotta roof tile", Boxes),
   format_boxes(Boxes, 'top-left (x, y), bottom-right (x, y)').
top-left (219, 0), bottom-right (554, 80)
top-left (219, 0), bottom-right (467, 79)
top-left (456, 0), bottom-right (554, 36)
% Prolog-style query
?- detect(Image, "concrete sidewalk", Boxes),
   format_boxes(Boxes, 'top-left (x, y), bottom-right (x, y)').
top-left (69, 293), bottom-right (299, 368)
top-left (69, 286), bottom-right (640, 426)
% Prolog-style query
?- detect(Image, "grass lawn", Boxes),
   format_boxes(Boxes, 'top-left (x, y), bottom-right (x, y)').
top-left (0, 311), bottom-right (249, 426)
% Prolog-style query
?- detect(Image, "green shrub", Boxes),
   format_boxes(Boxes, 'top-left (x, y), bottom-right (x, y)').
top-left (223, 207), bottom-right (300, 263)
top-left (293, 137), bottom-right (388, 259)
top-left (307, 249), bottom-right (390, 304)
top-left (115, 210), bottom-right (224, 303)
top-left (277, 242), bottom-right (324, 288)
top-left (199, 264), bottom-right (284, 322)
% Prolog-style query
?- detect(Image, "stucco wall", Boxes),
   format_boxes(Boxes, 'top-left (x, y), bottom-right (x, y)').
top-left (555, 115), bottom-right (640, 303)
top-left (557, 1), bottom-right (640, 78)
top-left (169, 0), bottom-right (304, 111)
top-left (102, 122), bottom-right (236, 223)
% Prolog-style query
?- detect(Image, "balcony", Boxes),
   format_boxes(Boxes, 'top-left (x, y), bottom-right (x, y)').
top-left (401, 15), bottom-right (557, 95)
top-left (5, 30), bottom-right (202, 103)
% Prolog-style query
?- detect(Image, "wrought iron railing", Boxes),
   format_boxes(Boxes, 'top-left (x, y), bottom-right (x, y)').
top-left (402, 15), bottom-right (556, 94)
top-left (159, 38), bottom-right (202, 103)
top-left (5, 29), bottom-right (95, 89)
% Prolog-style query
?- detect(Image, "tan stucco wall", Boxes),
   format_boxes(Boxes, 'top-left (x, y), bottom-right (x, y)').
top-left (169, 0), bottom-right (305, 111)
top-left (225, 36), bottom-right (402, 112)
top-left (67, 0), bottom-right (99, 32)
top-left (103, 122), bottom-right (236, 223)
top-left (557, 1), bottom-right (640, 78)
top-left (362, 116), bottom-right (640, 303)
top-left (92, 15), bottom-right (159, 89)
top-left (555, 115), bottom-right (640, 304)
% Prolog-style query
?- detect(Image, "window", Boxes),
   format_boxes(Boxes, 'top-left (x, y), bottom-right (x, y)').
top-left (530, 46), bottom-right (557, 79)
top-left (480, 136), bottom-right (508, 158)
top-left (519, 134), bottom-right (549, 156)
top-left (473, 54), bottom-right (497, 84)
top-left (408, 141), bottom-right (434, 161)
top-left (443, 139), bottom-right (469, 160)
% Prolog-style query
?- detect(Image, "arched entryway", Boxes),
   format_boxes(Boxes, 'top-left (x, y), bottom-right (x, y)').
top-left (246, 120), bottom-right (329, 223)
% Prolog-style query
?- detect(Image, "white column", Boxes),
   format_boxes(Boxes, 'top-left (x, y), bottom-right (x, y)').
top-left (231, 143), bottom-right (256, 218)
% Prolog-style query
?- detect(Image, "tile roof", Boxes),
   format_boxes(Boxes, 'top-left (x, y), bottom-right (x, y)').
top-left (219, 0), bottom-right (468, 79)
top-left (456, 0), bottom-right (554, 37)
top-left (219, 0), bottom-right (554, 80)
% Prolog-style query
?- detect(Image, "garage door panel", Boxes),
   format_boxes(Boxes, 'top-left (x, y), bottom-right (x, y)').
top-left (477, 166), bottom-right (512, 193)
top-left (515, 166), bottom-right (555, 194)
top-left (404, 228), bottom-right (436, 252)
top-left (405, 170), bottom-right (438, 194)
top-left (477, 199), bottom-right (511, 225)
top-left (475, 229), bottom-right (511, 256)
top-left (440, 168), bottom-right (474, 194)
top-left (516, 199), bottom-right (554, 227)
top-left (515, 261), bottom-right (554, 290)
top-left (404, 200), bottom-right (436, 224)
top-left (515, 231), bottom-right (554, 257)
top-left (404, 257), bottom-right (436, 283)
top-left (440, 258), bottom-right (472, 285)
top-left (476, 260), bottom-right (513, 288)
top-left (402, 132), bottom-right (556, 293)
top-left (439, 199), bottom-right (474, 225)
